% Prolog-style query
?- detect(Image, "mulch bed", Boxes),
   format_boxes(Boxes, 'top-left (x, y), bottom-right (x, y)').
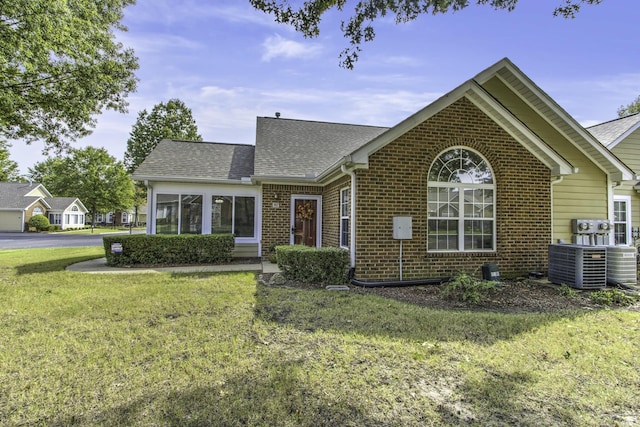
top-left (259, 274), bottom-right (640, 314)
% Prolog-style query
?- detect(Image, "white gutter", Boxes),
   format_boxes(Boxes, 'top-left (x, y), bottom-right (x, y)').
top-left (341, 164), bottom-right (357, 268)
top-left (550, 176), bottom-right (564, 243)
top-left (145, 180), bottom-right (153, 234)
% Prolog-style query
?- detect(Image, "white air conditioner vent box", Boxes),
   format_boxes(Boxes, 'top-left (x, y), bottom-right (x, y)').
top-left (548, 244), bottom-right (606, 289)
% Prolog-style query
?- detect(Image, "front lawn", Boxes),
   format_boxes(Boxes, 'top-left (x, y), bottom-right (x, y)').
top-left (0, 248), bottom-right (638, 426)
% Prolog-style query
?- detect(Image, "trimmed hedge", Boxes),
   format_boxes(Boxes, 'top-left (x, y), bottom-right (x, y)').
top-left (276, 245), bottom-right (349, 287)
top-left (103, 234), bottom-right (235, 267)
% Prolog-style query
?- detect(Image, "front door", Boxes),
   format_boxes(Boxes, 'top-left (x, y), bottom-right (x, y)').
top-left (291, 197), bottom-right (320, 247)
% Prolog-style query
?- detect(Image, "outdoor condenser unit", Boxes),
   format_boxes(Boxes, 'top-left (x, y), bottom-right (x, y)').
top-left (548, 244), bottom-right (606, 289)
top-left (606, 246), bottom-right (637, 286)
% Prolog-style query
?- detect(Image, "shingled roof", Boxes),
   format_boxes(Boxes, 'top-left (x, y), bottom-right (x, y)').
top-left (133, 140), bottom-right (255, 182)
top-left (0, 182), bottom-right (50, 210)
top-left (587, 113), bottom-right (640, 148)
top-left (253, 117), bottom-right (389, 178)
top-left (46, 197), bottom-right (87, 212)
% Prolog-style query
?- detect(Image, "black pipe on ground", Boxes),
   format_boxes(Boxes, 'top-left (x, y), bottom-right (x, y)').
top-left (348, 268), bottom-right (451, 288)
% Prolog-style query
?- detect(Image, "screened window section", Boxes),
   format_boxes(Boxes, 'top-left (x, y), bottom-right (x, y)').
top-left (156, 194), bottom-right (202, 234)
top-left (427, 148), bottom-right (495, 252)
top-left (340, 188), bottom-right (350, 248)
top-left (211, 196), bottom-right (255, 237)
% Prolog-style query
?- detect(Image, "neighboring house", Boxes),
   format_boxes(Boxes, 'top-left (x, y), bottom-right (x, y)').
top-left (133, 58), bottom-right (636, 282)
top-left (92, 208), bottom-right (146, 227)
top-left (0, 182), bottom-right (87, 232)
top-left (587, 113), bottom-right (640, 246)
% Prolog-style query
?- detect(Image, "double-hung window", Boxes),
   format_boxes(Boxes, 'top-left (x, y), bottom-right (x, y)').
top-left (427, 147), bottom-right (495, 252)
top-left (614, 196), bottom-right (631, 245)
top-left (340, 188), bottom-right (350, 248)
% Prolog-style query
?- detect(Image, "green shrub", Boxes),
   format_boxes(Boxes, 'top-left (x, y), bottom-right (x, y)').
top-left (103, 234), bottom-right (235, 267)
top-left (589, 289), bottom-right (638, 307)
top-left (440, 273), bottom-right (498, 304)
top-left (276, 245), bottom-right (349, 287)
top-left (28, 214), bottom-right (50, 232)
top-left (559, 284), bottom-right (578, 298)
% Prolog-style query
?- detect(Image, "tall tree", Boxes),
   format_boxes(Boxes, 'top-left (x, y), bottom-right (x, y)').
top-left (618, 95), bottom-right (640, 117)
top-left (29, 147), bottom-right (134, 226)
top-left (0, 140), bottom-right (20, 181)
top-left (0, 0), bottom-right (138, 152)
top-left (249, 0), bottom-right (603, 68)
top-left (124, 99), bottom-right (202, 174)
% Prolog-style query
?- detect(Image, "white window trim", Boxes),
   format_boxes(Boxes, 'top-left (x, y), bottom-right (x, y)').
top-left (613, 195), bottom-right (632, 246)
top-left (339, 187), bottom-right (350, 249)
top-left (427, 147), bottom-right (496, 253)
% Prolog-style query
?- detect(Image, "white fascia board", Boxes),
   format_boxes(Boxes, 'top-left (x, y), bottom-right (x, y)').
top-left (478, 60), bottom-right (634, 182)
top-left (465, 83), bottom-right (575, 176)
top-left (132, 175), bottom-right (250, 185)
top-left (607, 121), bottom-right (640, 150)
top-left (26, 198), bottom-right (52, 210)
top-left (250, 175), bottom-right (323, 186)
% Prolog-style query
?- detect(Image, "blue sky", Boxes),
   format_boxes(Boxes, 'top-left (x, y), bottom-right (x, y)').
top-left (10, 0), bottom-right (640, 175)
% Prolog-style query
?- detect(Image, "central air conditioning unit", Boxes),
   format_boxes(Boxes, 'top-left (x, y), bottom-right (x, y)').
top-left (548, 244), bottom-right (606, 289)
top-left (606, 246), bottom-right (637, 286)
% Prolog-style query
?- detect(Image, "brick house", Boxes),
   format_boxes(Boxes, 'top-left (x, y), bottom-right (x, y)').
top-left (133, 58), bottom-right (636, 282)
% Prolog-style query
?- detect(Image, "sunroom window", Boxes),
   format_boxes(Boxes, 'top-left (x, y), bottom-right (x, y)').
top-left (427, 147), bottom-right (495, 252)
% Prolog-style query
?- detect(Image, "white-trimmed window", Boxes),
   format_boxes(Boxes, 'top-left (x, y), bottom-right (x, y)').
top-left (340, 188), bottom-right (350, 248)
top-left (32, 206), bottom-right (43, 215)
top-left (427, 147), bottom-right (495, 252)
top-left (49, 213), bottom-right (61, 225)
top-left (156, 194), bottom-right (203, 234)
top-left (211, 195), bottom-right (255, 238)
top-left (614, 196), bottom-right (631, 245)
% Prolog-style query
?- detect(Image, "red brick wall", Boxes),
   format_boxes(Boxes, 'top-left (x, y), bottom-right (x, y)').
top-left (261, 184), bottom-right (322, 256)
top-left (354, 97), bottom-right (551, 281)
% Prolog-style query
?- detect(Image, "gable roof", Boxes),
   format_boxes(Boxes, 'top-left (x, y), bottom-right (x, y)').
top-left (253, 117), bottom-right (388, 180)
top-left (587, 113), bottom-right (640, 149)
top-left (345, 58), bottom-right (634, 182)
top-left (0, 182), bottom-right (52, 210)
top-left (46, 197), bottom-right (88, 213)
top-left (132, 140), bottom-right (255, 183)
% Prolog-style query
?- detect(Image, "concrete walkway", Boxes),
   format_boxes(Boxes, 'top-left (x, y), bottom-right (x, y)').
top-left (66, 257), bottom-right (281, 274)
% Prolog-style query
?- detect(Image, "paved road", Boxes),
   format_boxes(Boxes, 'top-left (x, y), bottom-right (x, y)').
top-left (0, 231), bottom-right (144, 250)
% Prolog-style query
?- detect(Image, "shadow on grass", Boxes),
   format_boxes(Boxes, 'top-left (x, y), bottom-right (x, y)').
top-left (51, 359), bottom-right (385, 427)
top-left (14, 256), bottom-right (103, 275)
top-left (253, 284), bottom-right (589, 345)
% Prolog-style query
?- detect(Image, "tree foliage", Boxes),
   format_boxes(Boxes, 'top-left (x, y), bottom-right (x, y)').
top-left (0, 0), bottom-right (139, 152)
top-left (618, 95), bottom-right (640, 118)
top-left (28, 146), bottom-right (134, 223)
top-left (249, 0), bottom-right (603, 68)
top-left (124, 99), bottom-right (202, 174)
top-left (0, 140), bottom-right (20, 181)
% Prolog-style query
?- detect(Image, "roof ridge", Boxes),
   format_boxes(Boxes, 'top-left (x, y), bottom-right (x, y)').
top-left (258, 116), bottom-right (389, 129)
top-left (586, 112), bottom-right (640, 129)
top-left (166, 139), bottom-right (255, 147)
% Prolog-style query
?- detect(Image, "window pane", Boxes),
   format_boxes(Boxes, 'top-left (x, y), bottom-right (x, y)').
top-left (428, 219), bottom-right (459, 250)
top-left (234, 196), bottom-right (255, 237)
top-left (212, 196), bottom-right (233, 234)
top-left (341, 218), bottom-right (349, 247)
top-left (180, 195), bottom-right (202, 234)
top-left (156, 194), bottom-right (179, 234)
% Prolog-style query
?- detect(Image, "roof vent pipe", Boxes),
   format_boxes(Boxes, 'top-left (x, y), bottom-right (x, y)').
top-left (275, 112), bottom-right (281, 118)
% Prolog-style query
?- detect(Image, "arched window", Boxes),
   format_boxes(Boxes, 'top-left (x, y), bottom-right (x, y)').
top-left (71, 206), bottom-right (79, 211)
top-left (32, 206), bottom-right (43, 215)
top-left (427, 147), bottom-right (495, 252)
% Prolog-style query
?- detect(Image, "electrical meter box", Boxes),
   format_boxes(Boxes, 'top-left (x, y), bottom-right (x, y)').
top-left (393, 216), bottom-right (412, 240)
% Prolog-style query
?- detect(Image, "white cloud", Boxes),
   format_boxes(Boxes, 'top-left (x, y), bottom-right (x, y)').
top-left (261, 34), bottom-right (322, 62)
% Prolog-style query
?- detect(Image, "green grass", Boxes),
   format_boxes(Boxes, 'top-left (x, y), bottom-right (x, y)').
top-left (1, 248), bottom-right (639, 426)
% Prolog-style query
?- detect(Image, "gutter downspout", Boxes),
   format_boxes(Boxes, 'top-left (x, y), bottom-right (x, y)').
top-left (341, 165), bottom-right (356, 269)
top-left (550, 176), bottom-right (563, 243)
top-left (145, 180), bottom-right (153, 234)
